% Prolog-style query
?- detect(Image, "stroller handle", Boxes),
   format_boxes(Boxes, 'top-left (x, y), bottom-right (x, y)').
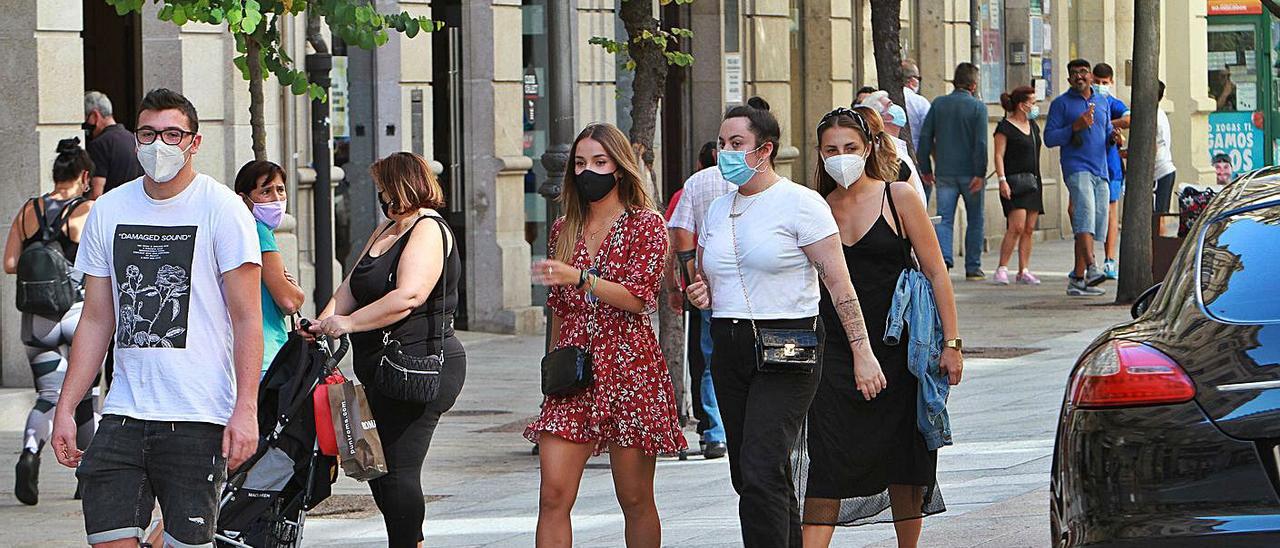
top-left (298, 318), bottom-right (351, 366)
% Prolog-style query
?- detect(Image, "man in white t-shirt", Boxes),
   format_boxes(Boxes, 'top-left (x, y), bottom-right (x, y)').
top-left (1153, 81), bottom-right (1178, 214)
top-left (51, 88), bottom-right (263, 548)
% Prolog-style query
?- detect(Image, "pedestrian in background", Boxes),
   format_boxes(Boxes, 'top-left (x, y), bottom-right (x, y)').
top-left (1045, 58), bottom-right (1113, 297)
top-left (310, 151), bottom-right (466, 547)
top-left (53, 88), bottom-right (263, 548)
top-left (234, 160), bottom-right (305, 375)
top-left (666, 140), bottom-right (729, 461)
top-left (918, 63), bottom-right (989, 280)
top-left (4, 137), bottom-right (96, 506)
top-left (803, 105), bottom-right (962, 548)
top-left (858, 90), bottom-right (927, 203)
top-left (1092, 63), bottom-right (1131, 280)
top-left (1153, 81), bottom-right (1177, 214)
top-left (528, 123), bottom-right (684, 548)
top-left (992, 86), bottom-right (1044, 286)
top-left (855, 86), bottom-right (878, 105)
top-left (901, 59), bottom-right (932, 164)
top-left (83, 91), bottom-right (144, 199)
top-left (685, 97), bottom-right (883, 547)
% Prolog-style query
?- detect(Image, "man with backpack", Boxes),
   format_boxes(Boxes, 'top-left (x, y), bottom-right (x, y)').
top-left (3, 137), bottom-right (96, 505)
top-left (49, 89), bottom-right (264, 548)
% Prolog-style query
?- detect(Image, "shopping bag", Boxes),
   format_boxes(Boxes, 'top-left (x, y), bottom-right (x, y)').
top-left (327, 379), bottom-right (387, 481)
top-left (313, 371), bottom-right (346, 457)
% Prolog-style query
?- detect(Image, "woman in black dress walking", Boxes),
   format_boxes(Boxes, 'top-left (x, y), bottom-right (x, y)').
top-left (992, 85), bottom-right (1044, 286)
top-left (309, 152), bottom-right (466, 547)
top-left (802, 107), bottom-right (964, 548)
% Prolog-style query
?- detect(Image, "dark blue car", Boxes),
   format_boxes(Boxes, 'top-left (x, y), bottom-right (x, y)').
top-left (1051, 170), bottom-right (1280, 546)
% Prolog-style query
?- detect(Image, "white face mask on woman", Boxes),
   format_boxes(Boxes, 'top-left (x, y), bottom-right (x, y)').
top-left (823, 153), bottom-right (868, 189)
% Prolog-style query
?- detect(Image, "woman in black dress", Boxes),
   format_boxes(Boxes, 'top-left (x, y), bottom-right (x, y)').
top-left (802, 107), bottom-right (964, 548)
top-left (309, 152), bottom-right (465, 547)
top-left (992, 86), bottom-right (1044, 286)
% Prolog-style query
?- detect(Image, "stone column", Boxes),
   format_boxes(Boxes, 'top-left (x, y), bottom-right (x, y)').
top-left (743, 0), bottom-right (798, 179)
top-left (0, 0), bottom-right (84, 386)
top-left (689, 0), bottom-right (725, 147)
top-left (1164, 2), bottom-right (1214, 184)
top-left (462, 1), bottom-right (540, 334)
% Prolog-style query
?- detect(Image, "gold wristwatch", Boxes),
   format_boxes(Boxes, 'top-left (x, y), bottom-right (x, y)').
top-left (944, 338), bottom-right (963, 351)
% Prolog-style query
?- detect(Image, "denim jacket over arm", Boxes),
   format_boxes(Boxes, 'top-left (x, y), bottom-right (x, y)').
top-left (885, 268), bottom-right (952, 451)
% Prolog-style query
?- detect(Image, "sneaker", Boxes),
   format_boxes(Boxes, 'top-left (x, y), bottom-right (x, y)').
top-left (966, 269), bottom-right (986, 281)
top-left (1103, 259), bottom-right (1118, 280)
top-left (15, 449), bottom-right (38, 506)
top-left (993, 267), bottom-right (1011, 285)
top-left (1017, 270), bottom-right (1041, 285)
top-left (1085, 264), bottom-right (1108, 287)
top-left (1067, 278), bottom-right (1106, 297)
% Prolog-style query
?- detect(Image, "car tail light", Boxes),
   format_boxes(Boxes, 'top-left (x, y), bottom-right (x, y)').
top-left (1069, 341), bottom-right (1196, 408)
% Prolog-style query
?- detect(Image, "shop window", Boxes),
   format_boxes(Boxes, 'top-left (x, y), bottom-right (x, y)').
top-left (979, 0), bottom-right (1006, 104)
top-left (725, 0), bottom-right (740, 53)
top-left (1207, 24), bottom-right (1259, 112)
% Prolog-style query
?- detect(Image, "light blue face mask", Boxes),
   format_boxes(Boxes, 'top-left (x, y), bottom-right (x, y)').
top-left (1028, 105), bottom-right (1041, 120)
top-left (717, 143), bottom-right (768, 186)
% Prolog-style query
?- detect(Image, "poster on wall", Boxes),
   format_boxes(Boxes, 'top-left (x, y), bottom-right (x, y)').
top-left (1208, 111), bottom-right (1264, 173)
top-left (1208, 0), bottom-right (1262, 16)
top-left (724, 54), bottom-right (743, 105)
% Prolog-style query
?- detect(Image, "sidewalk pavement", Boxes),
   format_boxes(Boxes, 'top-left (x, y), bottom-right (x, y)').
top-left (0, 237), bottom-right (1133, 546)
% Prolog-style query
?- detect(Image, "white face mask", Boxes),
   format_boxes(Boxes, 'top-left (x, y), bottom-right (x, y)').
top-left (1096, 84), bottom-right (1111, 97)
top-left (824, 153), bottom-right (868, 189)
top-left (137, 141), bottom-right (190, 183)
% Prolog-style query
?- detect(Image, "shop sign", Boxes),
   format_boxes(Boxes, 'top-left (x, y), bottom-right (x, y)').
top-left (724, 54), bottom-right (743, 105)
top-left (1208, 111), bottom-right (1264, 172)
top-left (1208, 0), bottom-right (1262, 16)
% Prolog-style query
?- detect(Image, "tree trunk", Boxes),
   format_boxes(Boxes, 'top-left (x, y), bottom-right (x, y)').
top-left (1116, 0), bottom-right (1160, 303)
top-left (619, 0), bottom-right (686, 427)
top-left (246, 37), bottom-right (267, 161)
top-left (620, 0), bottom-right (667, 171)
top-left (869, 0), bottom-right (914, 160)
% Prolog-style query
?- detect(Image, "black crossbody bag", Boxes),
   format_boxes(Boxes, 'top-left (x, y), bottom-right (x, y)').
top-left (729, 193), bottom-right (818, 374)
top-left (540, 212), bottom-right (628, 396)
top-left (370, 216), bottom-right (453, 403)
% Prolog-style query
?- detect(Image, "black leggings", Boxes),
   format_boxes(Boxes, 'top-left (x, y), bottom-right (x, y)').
top-left (362, 336), bottom-right (466, 547)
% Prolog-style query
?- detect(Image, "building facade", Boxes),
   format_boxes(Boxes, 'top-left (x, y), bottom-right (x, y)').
top-left (0, 0), bottom-right (1219, 387)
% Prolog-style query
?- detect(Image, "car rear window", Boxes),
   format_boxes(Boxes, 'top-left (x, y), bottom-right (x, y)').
top-left (1199, 202), bottom-right (1280, 323)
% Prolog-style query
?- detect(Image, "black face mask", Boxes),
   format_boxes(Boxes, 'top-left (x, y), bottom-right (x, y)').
top-left (379, 192), bottom-right (394, 217)
top-left (575, 169), bottom-right (618, 203)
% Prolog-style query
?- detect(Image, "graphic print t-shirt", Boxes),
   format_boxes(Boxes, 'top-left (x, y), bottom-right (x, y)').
top-left (76, 175), bottom-right (260, 425)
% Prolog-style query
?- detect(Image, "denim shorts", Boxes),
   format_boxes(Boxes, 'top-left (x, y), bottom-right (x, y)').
top-left (1065, 171), bottom-right (1110, 237)
top-left (77, 415), bottom-right (226, 547)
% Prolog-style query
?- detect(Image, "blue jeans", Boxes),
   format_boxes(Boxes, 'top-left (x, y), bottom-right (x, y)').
top-left (698, 309), bottom-right (725, 443)
top-left (934, 176), bottom-right (985, 272)
top-left (1065, 171), bottom-right (1109, 237)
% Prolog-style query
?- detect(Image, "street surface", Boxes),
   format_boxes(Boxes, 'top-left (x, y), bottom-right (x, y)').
top-left (0, 239), bottom-right (1131, 546)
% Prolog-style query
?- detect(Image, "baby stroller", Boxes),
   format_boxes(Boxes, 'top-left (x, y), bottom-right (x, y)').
top-left (214, 327), bottom-right (347, 548)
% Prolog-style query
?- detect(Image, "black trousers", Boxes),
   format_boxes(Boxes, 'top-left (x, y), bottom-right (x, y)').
top-left (363, 336), bottom-right (466, 547)
top-left (711, 317), bottom-right (824, 548)
top-left (1155, 171), bottom-right (1177, 214)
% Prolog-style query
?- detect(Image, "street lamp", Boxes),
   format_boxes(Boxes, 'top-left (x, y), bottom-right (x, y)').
top-left (538, 0), bottom-right (575, 349)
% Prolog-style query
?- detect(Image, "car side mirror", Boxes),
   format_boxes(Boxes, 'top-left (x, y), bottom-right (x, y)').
top-left (1131, 283), bottom-right (1162, 319)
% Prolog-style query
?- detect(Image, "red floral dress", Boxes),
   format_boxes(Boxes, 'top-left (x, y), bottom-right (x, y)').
top-left (524, 209), bottom-right (687, 456)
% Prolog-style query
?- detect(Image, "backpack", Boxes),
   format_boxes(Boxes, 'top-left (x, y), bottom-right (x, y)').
top-left (15, 197), bottom-right (84, 317)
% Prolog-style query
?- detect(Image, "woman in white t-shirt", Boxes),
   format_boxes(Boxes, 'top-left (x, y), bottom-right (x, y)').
top-left (685, 97), bottom-right (884, 547)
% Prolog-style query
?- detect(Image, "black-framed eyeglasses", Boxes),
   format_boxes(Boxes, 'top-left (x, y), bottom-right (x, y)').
top-left (135, 127), bottom-right (196, 146)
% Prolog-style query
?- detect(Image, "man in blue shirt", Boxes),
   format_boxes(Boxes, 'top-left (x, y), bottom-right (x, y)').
top-left (1092, 63), bottom-right (1131, 280)
top-left (1045, 58), bottom-right (1113, 296)
top-left (918, 63), bottom-right (989, 280)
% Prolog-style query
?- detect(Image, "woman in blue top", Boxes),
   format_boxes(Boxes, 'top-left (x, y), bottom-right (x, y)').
top-left (234, 161), bottom-right (305, 373)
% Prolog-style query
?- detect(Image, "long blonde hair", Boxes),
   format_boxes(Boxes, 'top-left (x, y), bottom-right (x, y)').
top-left (553, 123), bottom-right (655, 263)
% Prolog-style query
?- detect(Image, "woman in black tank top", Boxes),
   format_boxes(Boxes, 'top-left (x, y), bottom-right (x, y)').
top-left (307, 152), bottom-right (465, 547)
top-left (3, 137), bottom-right (96, 506)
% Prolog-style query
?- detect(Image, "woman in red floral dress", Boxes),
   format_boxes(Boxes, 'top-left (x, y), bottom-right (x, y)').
top-left (528, 123), bottom-right (686, 547)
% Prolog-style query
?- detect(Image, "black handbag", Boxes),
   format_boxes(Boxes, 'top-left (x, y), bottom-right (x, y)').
top-left (370, 216), bottom-right (452, 403)
top-left (1006, 173), bottom-right (1038, 198)
top-left (540, 211), bottom-right (629, 396)
top-left (729, 193), bottom-right (817, 374)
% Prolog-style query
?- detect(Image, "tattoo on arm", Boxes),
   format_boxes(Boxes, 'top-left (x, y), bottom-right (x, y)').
top-left (834, 293), bottom-right (870, 344)
top-left (813, 260), bottom-right (828, 281)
